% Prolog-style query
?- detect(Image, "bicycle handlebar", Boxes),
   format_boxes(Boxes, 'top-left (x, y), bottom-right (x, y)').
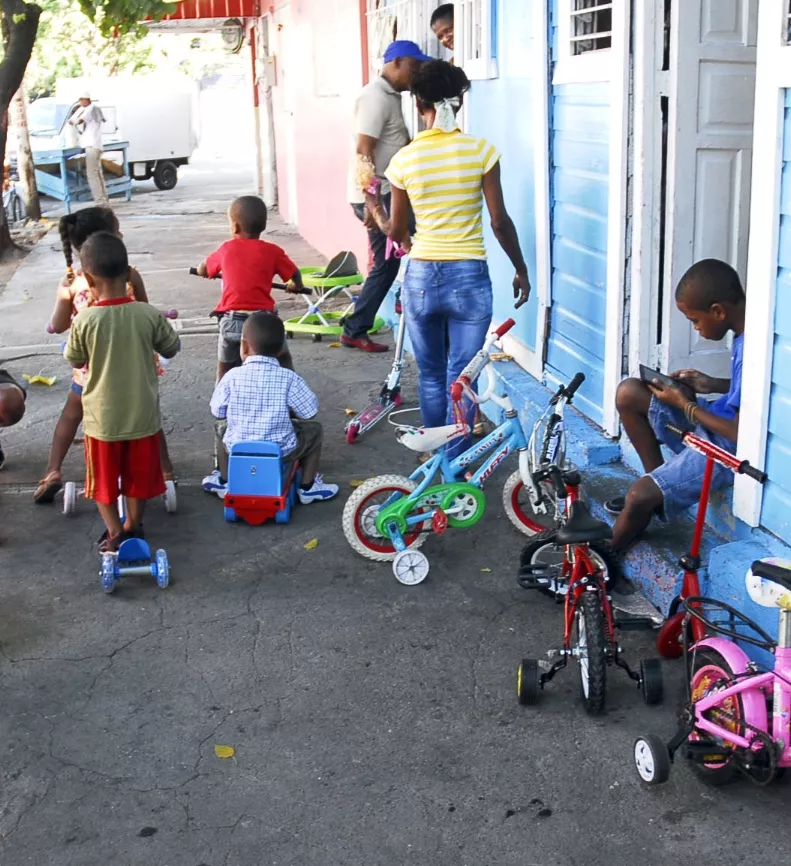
top-left (450, 318), bottom-right (516, 402)
top-left (666, 423), bottom-right (767, 483)
top-left (564, 372), bottom-right (585, 399)
top-left (189, 267), bottom-right (312, 294)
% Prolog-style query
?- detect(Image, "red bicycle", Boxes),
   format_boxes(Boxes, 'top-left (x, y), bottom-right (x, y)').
top-left (655, 424), bottom-right (767, 658)
top-left (517, 467), bottom-right (663, 715)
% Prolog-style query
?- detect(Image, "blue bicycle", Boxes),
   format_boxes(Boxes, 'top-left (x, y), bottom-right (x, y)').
top-left (342, 319), bottom-right (581, 584)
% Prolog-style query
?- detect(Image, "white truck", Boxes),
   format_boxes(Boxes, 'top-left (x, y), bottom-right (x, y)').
top-left (27, 74), bottom-right (200, 190)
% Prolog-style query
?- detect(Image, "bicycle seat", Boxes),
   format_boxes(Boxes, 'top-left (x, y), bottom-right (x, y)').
top-left (747, 559), bottom-right (791, 610)
top-left (555, 501), bottom-right (613, 545)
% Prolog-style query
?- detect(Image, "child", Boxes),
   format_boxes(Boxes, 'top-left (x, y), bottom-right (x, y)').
top-left (34, 207), bottom-right (175, 503)
top-left (608, 258), bottom-right (745, 552)
top-left (203, 311), bottom-right (339, 504)
top-left (196, 195), bottom-right (305, 382)
top-left (64, 233), bottom-right (181, 550)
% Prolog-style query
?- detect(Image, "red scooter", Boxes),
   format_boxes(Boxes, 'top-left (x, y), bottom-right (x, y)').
top-left (655, 424), bottom-right (766, 659)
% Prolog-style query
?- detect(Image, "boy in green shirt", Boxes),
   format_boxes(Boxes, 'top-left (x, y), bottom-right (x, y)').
top-left (65, 232), bottom-right (180, 551)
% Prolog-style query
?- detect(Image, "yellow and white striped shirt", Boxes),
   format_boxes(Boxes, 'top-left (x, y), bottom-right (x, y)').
top-left (385, 128), bottom-right (500, 261)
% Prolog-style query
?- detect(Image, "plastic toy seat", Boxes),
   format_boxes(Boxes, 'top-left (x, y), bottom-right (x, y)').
top-left (224, 440), bottom-right (299, 526)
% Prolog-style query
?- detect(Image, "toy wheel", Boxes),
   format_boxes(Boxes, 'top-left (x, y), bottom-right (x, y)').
top-left (345, 422), bottom-right (360, 444)
top-left (342, 475), bottom-right (427, 561)
top-left (573, 591), bottom-right (608, 715)
top-left (155, 549), bottom-right (170, 589)
top-left (688, 649), bottom-right (750, 785)
top-left (392, 549), bottom-right (429, 585)
top-left (101, 553), bottom-right (116, 594)
top-left (63, 481), bottom-right (77, 516)
top-left (519, 530), bottom-right (616, 596)
top-left (286, 331), bottom-right (294, 339)
top-left (634, 735), bottom-right (671, 785)
top-left (224, 506), bottom-right (237, 522)
top-left (275, 499), bottom-right (292, 524)
top-left (517, 658), bottom-right (540, 706)
top-left (312, 334), bottom-right (322, 343)
top-left (640, 658), bottom-right (664, 705)
top-left (502, 471), bottom-right (560, 536)
top-left (163, 480), bottom-right (177, 514)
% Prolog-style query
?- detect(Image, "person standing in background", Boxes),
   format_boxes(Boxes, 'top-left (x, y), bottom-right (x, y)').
top-left (69, 92), bottom-right (109, 207)
top-left (344, 40), bottom-right (430, 354)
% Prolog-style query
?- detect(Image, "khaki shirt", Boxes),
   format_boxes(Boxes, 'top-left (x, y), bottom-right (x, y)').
top-left (347, 75), bottom-right (410, 204)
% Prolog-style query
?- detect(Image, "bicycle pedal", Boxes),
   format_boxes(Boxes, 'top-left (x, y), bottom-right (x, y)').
top-left (684, 741), bottom-right (731, 762)
top-left (614, 616), bottom-right (657, 631)
top-left (431, 509), bottom-right (448, 535)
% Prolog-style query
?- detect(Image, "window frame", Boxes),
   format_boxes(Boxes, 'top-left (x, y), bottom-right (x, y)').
top-left (454, 0), bottom-right (498, 81)
top-left (553, 0), bottom-right (615, 85)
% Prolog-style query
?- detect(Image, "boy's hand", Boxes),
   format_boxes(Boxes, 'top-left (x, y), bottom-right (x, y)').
top-left (196, 261), bottom-right (208, 278)
top-left (513, 269), bottom-right (531, 309)
top-left (648, 379), bottom-right (688, 410)
top-left (671, 369), bottom-right (716, 394)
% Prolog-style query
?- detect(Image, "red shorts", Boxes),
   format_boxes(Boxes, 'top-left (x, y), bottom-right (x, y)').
top-left (84, 433), bottom-right (165, 505)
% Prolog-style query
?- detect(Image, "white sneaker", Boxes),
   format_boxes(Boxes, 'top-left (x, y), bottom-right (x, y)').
top-left (202, 469), bottom-right (227, 499)
top-left (298, 474), bottom-right (339, 504)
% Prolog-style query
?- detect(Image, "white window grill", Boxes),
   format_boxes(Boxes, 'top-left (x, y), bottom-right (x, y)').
top-left (571, 0), bottom-right (612, 55)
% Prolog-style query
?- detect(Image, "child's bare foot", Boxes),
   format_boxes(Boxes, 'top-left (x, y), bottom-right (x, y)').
top-left (33, 470), bottom-right (63, 504)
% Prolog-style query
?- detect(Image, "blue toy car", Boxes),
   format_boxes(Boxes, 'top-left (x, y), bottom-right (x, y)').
top-left (223, 441), bottom-right (301, 525)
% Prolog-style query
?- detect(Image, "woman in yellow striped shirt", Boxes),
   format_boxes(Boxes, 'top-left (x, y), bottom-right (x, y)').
top-left (370, 60), bottom-right (530, 457)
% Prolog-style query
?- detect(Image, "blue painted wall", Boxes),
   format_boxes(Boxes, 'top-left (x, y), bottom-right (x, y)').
top-left (545, 0), bottom-right (610, 427)
top-left (465, 0), bottom-right (539, 352)
top-left (761, 90), bottom-right (791, 542)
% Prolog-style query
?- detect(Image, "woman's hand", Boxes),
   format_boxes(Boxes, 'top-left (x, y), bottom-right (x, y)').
top-left (513, 270), bottom-right (531, 309)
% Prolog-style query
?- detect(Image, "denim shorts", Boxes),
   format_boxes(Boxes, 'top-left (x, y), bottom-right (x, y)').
top-left (648, 397), bottom-right (736, 521)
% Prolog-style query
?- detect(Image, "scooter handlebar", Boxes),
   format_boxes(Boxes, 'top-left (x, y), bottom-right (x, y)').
top-left (739, 462), bottom-right (767, 484)
top-left (494, 318), bottom-right (516, 339)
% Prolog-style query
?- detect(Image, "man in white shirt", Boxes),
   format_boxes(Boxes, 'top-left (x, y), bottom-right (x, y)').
top-left (69, 92), bottom-right (109, 206)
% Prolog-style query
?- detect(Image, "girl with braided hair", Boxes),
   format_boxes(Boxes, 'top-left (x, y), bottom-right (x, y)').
top-left (33, 207), bottom-right (174, 502)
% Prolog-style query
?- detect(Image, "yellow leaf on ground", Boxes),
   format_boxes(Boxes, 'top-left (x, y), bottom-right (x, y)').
top-left (328, 342), bottom-right (342, 348)
top-left (304, 538), bottom-right (319, 551)
top-left (344, 408), bottom-right (357, 416)
top-left (23, 374), bottom-right (57, 386)
top-left (214, 745), bottom-right (235, 759)
top-left (481, 568), bottom-right (492, 573)
top-left (350, 479), bottom-right (364, 488)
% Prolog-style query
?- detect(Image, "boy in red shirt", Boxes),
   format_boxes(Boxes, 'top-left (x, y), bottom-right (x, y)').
top-left (197, 195), bottom-right (305, 382)
top-left (65, 232), bottom-right (181, 551)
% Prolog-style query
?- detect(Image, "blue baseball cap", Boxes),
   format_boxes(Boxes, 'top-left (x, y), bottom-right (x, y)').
top-left (383, 40), bottom-right (432, 64)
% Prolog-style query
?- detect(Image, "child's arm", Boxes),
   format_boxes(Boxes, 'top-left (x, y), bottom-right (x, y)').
top-left (153, 312), bottom-right (181, 360)
top-left (670, 369), bottom-right (730, 395)
top-left (287, 375), bottom-right (319, 420)
top-left (49, 277), bottom-right (75, 334)
top-left (209, 375), bottom-right (231, 419)
top-left (284, 267), bottom-right (305, 294)
top-left (649, 381), bottom-right (739, 443)
top-left (129, 267), bottom-right (149, 303)
top-left (63, 316), bottom-right (88, 369)
top-left (274, 248), bottom-right (303, 294)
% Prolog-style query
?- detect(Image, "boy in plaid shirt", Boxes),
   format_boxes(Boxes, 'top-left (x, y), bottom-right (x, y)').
top-left (203, 311), bottom-right (338, 504)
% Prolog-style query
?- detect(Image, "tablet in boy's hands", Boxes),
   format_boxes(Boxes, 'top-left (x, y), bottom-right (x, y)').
top-left (639, 364), bottom-right (678, 390)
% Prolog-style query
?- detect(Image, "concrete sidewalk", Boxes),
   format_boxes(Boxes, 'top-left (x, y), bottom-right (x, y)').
top-left (1, 164), bottom-right (790, 865)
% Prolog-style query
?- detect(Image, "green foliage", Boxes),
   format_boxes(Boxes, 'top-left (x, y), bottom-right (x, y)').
top-left (25, 0), bottom-right (162, 98)
top-left (77, 0), bottom-right (176, 37)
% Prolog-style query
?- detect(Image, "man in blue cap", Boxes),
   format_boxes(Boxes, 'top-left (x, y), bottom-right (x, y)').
top-left (344, 40), bottom-right (430, 353)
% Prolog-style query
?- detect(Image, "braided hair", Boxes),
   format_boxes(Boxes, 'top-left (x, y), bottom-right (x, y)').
top-left (410, 59), bottom-right (470, 113)
top-left (58, 207), bottom-right (117, 280)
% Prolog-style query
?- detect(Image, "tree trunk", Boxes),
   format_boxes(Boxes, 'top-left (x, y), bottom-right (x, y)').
top-left (10, 83), bottom-right (40, 221)
top-left (0, 0), bottom-right (42, 256)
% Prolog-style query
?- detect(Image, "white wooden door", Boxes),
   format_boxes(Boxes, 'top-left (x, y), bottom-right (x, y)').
top-left (663, 0), bottom-right (757, 376)
top-left (274, 3), bottom-right (298, 225)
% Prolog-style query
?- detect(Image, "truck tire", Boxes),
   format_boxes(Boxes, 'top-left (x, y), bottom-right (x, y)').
top-left (153, 161), bottom-right (178, 191)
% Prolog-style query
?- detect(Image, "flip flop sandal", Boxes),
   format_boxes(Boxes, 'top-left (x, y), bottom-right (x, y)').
top-left (33, 473), bottom-right (63, 504)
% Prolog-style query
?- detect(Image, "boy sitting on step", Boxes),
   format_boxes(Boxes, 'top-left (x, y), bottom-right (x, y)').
top-left (607, 258), bottom-right (745, 552)
top-left (203, 311), bottom-right (339, 505)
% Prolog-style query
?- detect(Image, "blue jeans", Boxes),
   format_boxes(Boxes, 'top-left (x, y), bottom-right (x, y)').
top-left (402, 259), bottom-right (493, 459)
top-left (344, 199), bottom-right (401, 339)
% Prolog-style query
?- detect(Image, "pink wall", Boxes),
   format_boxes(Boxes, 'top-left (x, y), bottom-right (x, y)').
top-left (269, 0), bottom-right (369, 272)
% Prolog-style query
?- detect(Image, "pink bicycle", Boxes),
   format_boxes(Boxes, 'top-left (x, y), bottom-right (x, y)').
top-left (634, 557), bottom-right (791, 786)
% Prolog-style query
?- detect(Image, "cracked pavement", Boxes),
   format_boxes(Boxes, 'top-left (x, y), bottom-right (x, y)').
top-left (1, 157), bottom-right (791, 866)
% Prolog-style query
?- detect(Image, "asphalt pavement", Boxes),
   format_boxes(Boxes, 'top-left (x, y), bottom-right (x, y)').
top-left (1, 157), bottom-right (790, 866)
